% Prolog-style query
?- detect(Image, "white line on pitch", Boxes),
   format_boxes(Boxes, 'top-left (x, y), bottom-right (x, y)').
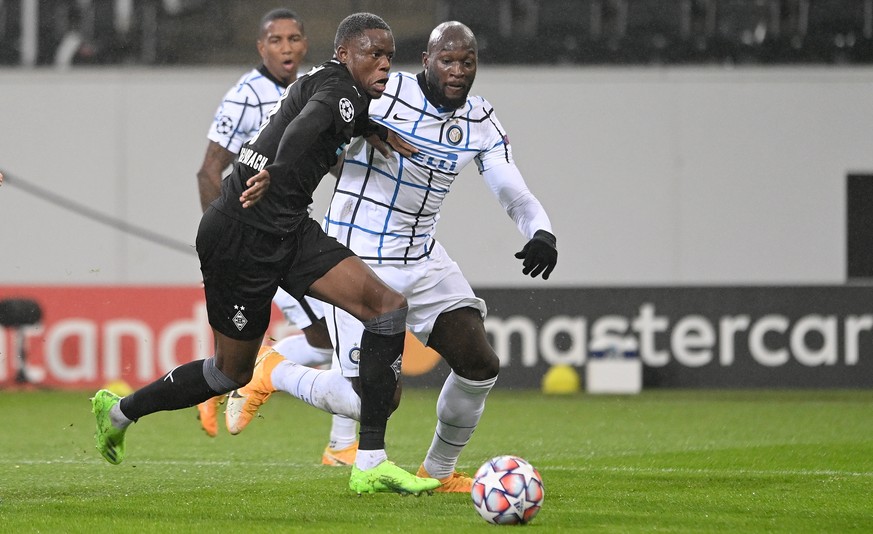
top-left (4, 459), bottom-right (873, 478)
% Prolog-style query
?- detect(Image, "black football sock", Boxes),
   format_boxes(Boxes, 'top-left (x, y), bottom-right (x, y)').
top-left (357, 329), bottom-right (404, 450)
top-left (119, 359), bottom-right (237, 421)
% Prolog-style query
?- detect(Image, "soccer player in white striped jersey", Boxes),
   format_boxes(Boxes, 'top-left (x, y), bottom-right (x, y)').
top-left (226, 21), bottom-right (557, 492)
top-left (193, 8), bottom-right (333, 437)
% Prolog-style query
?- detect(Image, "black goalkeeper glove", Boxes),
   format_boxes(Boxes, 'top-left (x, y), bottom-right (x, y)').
top-left (514, 230), bottom-right (557, 280)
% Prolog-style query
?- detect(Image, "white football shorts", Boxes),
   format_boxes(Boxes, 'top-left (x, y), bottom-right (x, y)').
top-left (272, 288), bottom-right (325, 330)
top-left (324, 241), bottom-right (486, 377)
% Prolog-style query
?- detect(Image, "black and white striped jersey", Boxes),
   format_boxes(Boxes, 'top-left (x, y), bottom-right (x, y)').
top-left (207, 66), bottom-right (289, 154)
top-left (325, 71), bottom-right (551, 264)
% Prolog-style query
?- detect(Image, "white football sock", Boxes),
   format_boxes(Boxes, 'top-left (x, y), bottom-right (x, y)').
top-left (270, 363), bottom-right (361, 420)
top-left (355, 448), bottom-right (388, 470)
top-left (423, 371), bottom-right (497, 479)
top-left (109, 402), bottom-right (132, 429)
top-left (329, 414), bottom-right (358, 450)
top-left (271, 334), bottom-right (334, 367)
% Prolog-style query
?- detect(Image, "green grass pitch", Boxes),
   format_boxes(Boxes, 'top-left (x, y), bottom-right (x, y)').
top-left (1, 388), bottom-right (872, 532)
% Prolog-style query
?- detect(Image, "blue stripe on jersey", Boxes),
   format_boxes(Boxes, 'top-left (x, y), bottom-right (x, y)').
top-left (371, 117), bottom-right (481, 154)
top-left (218, 95), bottom-right (276, 107)
top-left (237, 73), bottom-right (264, 95)
top-left (411, 106), bottom-right (424, 137)
top-left (343, 159), bottom-right (449, 194)
top-left (327, 71), bottom-right (509, 264)
top-left (336, 158), bottom-right (442, 263)
top-left (229, 95), bottom-right (248, 148)
top-left (461, 101), bottom-right (473, 150)
top-left (487, 138), bottom-right (507, 151)
top-left (322, 217), bottom-right (430, 240)
top-left (377, 153), bottom-right (405, 260)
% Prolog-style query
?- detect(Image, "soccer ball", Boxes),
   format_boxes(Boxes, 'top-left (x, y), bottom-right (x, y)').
top-left (471, 455), bottom-right (544, 525)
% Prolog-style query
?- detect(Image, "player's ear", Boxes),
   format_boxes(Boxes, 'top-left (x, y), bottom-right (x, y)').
top-left (421, 51), bottom-right (429, 69)
top-left (336, 44), bottom-right (349, 64)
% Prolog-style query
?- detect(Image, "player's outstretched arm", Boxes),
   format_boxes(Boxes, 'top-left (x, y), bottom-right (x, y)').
top-left (480, 162), bottom-right (557, 279)
top-left (514, 230), bottom-right (557, 280)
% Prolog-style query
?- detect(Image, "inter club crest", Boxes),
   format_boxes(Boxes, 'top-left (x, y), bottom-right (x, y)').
top-left (447, 124), bottom-right (463, 145)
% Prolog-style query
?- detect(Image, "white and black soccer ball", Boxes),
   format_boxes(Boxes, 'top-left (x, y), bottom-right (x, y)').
top-left (471, 455), bottom-right (544, 525)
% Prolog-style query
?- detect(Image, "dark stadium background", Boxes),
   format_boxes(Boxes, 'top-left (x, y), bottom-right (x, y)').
top-left (3, 0), bottom-right (872, 67)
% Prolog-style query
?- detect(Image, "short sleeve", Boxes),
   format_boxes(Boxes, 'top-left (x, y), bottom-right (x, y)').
top-left (309, 80), bottom-right (363, 134)
top-left (207, 85), bottom-right (262, 153)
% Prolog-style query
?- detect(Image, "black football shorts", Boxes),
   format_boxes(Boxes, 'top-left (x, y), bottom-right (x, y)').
top-left (197, 207), bottom-right (353, 341)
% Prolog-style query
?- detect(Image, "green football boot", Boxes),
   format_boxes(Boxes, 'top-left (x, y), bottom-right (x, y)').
top-left (349, 460), bottom-right (441, 496)
top-left (91, 389), bottom-right (127, 465)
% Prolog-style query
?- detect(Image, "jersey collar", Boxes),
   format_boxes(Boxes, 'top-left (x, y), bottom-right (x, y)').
top-left (329, 58), bottom-right (368, 103)
top-left (258, 64), bottom-right (289, 89)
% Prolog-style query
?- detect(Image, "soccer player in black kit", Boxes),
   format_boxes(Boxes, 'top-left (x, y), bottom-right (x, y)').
top-left (91, 12), bottom-right (440, 496)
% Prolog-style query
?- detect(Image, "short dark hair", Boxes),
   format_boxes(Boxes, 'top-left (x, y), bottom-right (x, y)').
top-left (260, 8), bottom-right (304, 37)
top-left (334, 12), bottom-right (390, 50)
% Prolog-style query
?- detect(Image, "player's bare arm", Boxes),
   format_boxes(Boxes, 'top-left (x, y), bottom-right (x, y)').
top-left (366, 129), bottom-right (418, 159)
top-left (333, 130), bottom-right (417, 179)
top-left (196, 141), bottom-right (235, 212)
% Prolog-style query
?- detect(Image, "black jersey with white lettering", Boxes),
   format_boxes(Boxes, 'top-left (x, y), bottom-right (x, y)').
top-left (213, 60), bottom-right (371, 235)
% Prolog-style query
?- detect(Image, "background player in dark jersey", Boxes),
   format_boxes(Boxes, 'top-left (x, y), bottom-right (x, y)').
top-left (192, 8), bottom-right (336, 439)
top-left (92, 12), bottom-right (440, 497)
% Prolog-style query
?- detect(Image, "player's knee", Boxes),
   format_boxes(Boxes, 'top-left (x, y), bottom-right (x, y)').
top-left (481, 352), bottom-right (500, 380)
top-left (362, 304), bottom-right (408, 336)
top-left (378, 291), bottom-right (407, 316)
top-left (457, 350), bottom-right (500, 382)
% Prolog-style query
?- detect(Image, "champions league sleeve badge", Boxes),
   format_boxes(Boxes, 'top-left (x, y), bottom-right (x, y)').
top-left (216, 115), bottom-right (235, 135)
top-left (339, 98), bottom-right (355, 123)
